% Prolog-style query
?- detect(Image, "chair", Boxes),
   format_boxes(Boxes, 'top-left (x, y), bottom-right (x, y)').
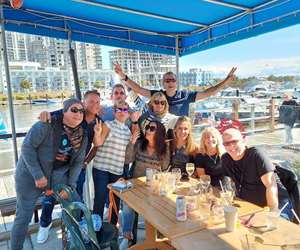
top-left (53, 184), bottom-right (119, 250)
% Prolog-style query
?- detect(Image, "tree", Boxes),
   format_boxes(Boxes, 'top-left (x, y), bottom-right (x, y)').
top-left (20, 79), bottom-right (32, 92)
top-left (93, 80), bottom-right (105, 89)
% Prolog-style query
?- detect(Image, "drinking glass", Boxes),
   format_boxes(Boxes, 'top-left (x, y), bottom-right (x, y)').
top-left (186, 163), bottom-right (195, 178)
top-left (200, 175), bottom-right (211, 192)
top-left (171, 168), bottom-right (181, 183)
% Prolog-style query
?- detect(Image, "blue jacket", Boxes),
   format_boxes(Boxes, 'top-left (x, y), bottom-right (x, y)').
top-left (16, 117), bottom-right (88, 189)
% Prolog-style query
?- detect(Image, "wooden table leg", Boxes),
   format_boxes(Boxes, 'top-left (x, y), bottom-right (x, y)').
top-left (129, 220), bottom-right (174, 250)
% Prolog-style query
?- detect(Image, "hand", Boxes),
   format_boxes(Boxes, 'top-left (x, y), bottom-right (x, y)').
top-left (59, 190), bottom-right (69, 200)
top-left (35, 176), bottom-right (48, 189)
top-left (113, 63), bottom-right (126, 79)
top-left (225, 67), bottom-right (237, 82)
top-left (130, 111), bottom-right (141, 122)
top-left (130, 128), bottom-right (140, 144)
top-left (38, 111), bottom-right (51, 123)
top-left (94, 119), bottom-right (102, 134)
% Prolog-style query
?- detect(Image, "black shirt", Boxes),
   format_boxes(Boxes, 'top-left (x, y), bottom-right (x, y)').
top-left (170, 146), bottom-right (194, 175)
top-left (194, 153), bottom-right (224, 187)
top-left (222, 147), bottom-right (275, 207)
top-left (53, 130), bottom-right (72, 169)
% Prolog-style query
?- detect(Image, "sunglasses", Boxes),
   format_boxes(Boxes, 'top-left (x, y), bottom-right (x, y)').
top-left (145, 125), bottom-right (157, 132)
top-left (113, 91), bottom-right (125, 95)
top-left (115, 107), bottom-right (129, 113)
top-left (153, 100), bottom-right (166, 105)
top-left (223, 140), bottom-right (239, 147)
top-left (70, 107), bottom-right (85, 114)
top-left (164, 78), bottom-right (176, 83)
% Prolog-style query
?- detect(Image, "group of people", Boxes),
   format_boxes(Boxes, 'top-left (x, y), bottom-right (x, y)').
top-left (11, 64), bottom-right (295, 250)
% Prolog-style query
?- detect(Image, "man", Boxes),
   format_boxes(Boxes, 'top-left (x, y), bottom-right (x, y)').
top-left (221, 128), bottom-right (279, 210)
top-left (114, 63), bottom-right (237, 116)
top-left (279, 93), bottom-right (298, 144)
top-left (11, 98), bottom-right (93, 250)
top-left (39, 90), bottom-right (102, 200)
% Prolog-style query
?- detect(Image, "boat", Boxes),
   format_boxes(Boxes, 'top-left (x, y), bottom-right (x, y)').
top-left (31, 99), bottom-right (58, 105)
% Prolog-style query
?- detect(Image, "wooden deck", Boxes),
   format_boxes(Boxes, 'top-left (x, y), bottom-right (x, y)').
top-left (0, 127), bottom-right (299, 249)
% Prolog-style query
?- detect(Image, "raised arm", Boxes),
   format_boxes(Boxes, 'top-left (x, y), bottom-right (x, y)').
top-left (195, 67), bottom-right (237, 101)
top-left (114, 63), bottom-right (151, 98)
top-left (261, 172), bottom-right (278, 211)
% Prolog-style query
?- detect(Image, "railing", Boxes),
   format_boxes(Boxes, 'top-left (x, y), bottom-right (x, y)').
top-left (191, 97), bottom-right (283, 134)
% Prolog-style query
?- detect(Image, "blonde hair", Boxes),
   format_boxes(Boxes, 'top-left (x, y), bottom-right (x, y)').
top-left (199, 127), bottom-right (225, 157)
top-left (113, 100), bottom-right (129, 109)
top-left (148, 92), bottom-right (169, 116)
top-left (172, 116), bottom-right (197, 155)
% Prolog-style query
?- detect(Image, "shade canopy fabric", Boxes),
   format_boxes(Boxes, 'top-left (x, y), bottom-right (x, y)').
top-left (3, 0), bottom-right (300, 56)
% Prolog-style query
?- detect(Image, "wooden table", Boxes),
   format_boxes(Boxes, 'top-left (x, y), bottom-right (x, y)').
top-left (172, 211), bottom-right (300, 250)
top-left (110, 177), bottom-right (263, 250)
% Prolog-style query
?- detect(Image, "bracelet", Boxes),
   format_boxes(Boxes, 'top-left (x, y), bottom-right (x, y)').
top-left (132, 121), bottom-right (138, 124)
top-left (122, 75), bottom-right (128, 81)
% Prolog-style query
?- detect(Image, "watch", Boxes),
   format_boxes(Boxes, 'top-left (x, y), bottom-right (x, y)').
top-left (132, 121), bottom-right (138, 124)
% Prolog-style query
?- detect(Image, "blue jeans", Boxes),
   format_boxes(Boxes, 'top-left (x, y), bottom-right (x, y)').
top-left (279, 197), bottom-right (294, 221)
top-left (93, 168), bottom-right (122, 225)
top-left (122, 202), bottom-right (135, 234)
top-left (76, 168), bottom-right (86, 201)
top-left (284, 125), bottom-right (293, 144)
top-left (40, 195), bottom-right (56, 227)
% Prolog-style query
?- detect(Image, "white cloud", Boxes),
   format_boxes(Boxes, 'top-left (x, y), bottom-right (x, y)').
top-left (187, 57), bottom-right (300, 78)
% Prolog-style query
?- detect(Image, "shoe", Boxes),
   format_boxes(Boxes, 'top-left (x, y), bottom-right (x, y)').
top-left (37, 223), bottom-right (52, 244)
top-left (119, 238), bottom-right (128, 250)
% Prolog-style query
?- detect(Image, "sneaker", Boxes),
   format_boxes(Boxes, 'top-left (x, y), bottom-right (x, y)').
top-left (37, 223), bottom-right (52, 244)
top-left (119, 238), bottom-right (128, 250)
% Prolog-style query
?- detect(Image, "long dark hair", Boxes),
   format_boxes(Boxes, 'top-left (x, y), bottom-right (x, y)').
top-left (141, 120), bottom-right (167, 159)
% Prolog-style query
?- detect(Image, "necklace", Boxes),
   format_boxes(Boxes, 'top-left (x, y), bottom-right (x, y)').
top-left (207, 154), bottom-right (218, 165)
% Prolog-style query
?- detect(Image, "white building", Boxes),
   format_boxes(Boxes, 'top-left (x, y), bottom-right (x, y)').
top-left (109, 49), bottom-right (175, 87)
top-left (179, 68), bottom-right (214, 87)
top-left (0, 32), bottom-right (103, 70)
top-left (0, 61), bottom-right (113, 93)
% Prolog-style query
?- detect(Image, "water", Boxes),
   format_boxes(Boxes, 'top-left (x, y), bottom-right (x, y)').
top-left (0, 103), bottom-right (62, 171)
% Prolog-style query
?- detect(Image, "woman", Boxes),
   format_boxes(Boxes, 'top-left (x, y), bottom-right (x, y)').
top-left (195, 127), bottom-right (225, 187)
top-left (121, 120), bottom-right (169, 243)
top-left (169, 116), bottom-right (198, 177)
top-left (92, 100), bottom-right (132, 225)
top-left (139, 92), bottom-right (178, 135)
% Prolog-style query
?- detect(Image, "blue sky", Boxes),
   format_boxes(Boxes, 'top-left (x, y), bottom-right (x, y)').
top-left (101, 23), bottom-right (300, 77)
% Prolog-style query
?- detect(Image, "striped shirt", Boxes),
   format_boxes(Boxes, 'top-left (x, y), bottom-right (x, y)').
top-left (93, 119), bottom-right (131, 175)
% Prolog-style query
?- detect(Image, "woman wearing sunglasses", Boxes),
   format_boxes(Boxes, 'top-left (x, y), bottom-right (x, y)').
top-left (139, 92), bottom-right (178, 137)
top-left (169, 116), bottom-right (198, 179)
top-left (195, 127), bottom-right (225, 187)
top-left (91, 100), bottom-right (132, 225)
top-left (121, 120), bottom-right (169, 246)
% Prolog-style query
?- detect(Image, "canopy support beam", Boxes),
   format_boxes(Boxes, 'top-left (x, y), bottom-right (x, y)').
top-left (0, 3), bottom-right (18, 164)
top-left (68, 31), bottom-right (81, 100)
top-left (204, 0), bottom-right (250, 11)
top-left (175, 36), bottom-right (179, 89)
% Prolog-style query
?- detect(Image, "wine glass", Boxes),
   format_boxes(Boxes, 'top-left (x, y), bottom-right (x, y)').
top-left (199, 175), bottom-right (211, 192)
top-left (186, 163), bottom-right (195, 178)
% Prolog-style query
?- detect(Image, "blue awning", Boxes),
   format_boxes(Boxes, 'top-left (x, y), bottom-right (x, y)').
top-left (3, 0), bottom-right (300, 56)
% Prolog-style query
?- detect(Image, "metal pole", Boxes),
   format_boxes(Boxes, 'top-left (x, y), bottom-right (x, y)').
top-left (0, 4), bottom-right (18, 164)
top-left (68, 31), bottom-right (81, 100)
top-left (175, 36), bottom-right (179, 89)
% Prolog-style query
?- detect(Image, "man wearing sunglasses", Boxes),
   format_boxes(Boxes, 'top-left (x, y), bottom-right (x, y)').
top-left (221, 128), bottom-right (290, 216)
top-left (114, 63), bottom-right (237, 116)
top-left (11, 98), bottom-right (90, 250)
